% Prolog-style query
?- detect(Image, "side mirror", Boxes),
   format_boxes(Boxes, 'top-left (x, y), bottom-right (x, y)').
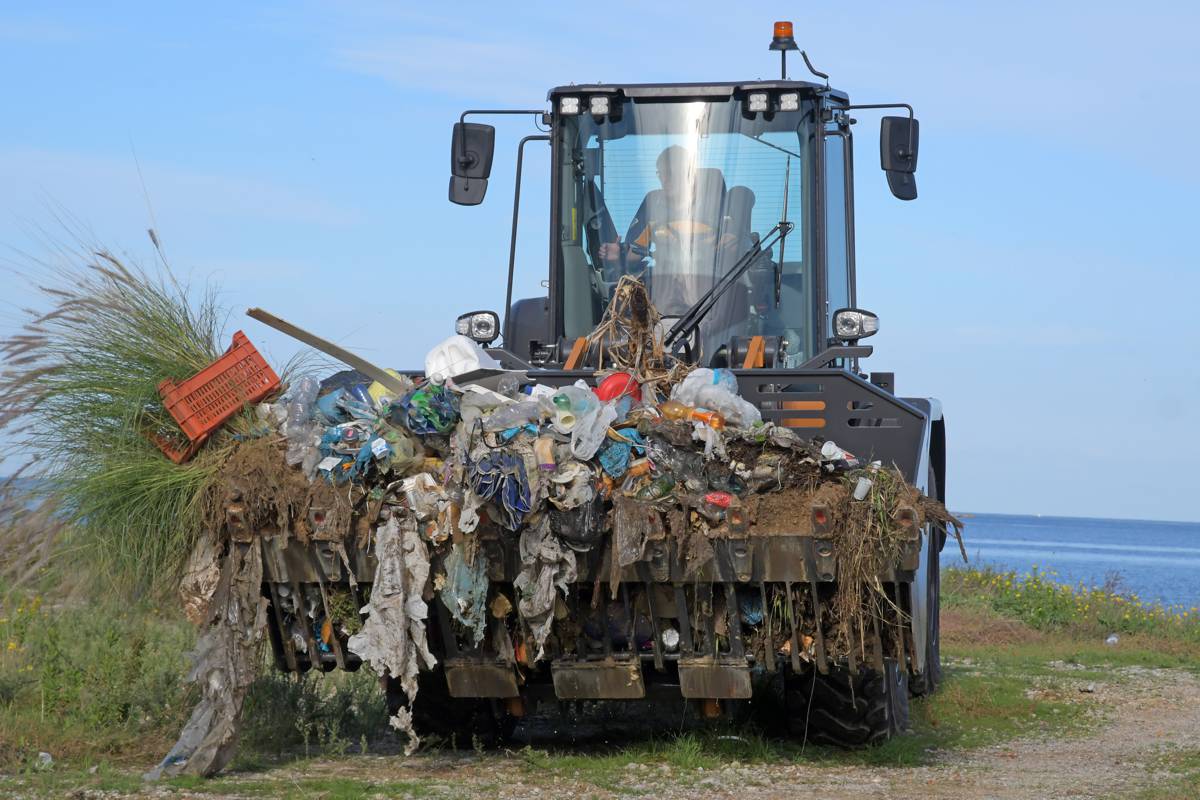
top-left (449, 122), bottom-right (496, 206)
top-left (880, 116), bottom-right (919, 201)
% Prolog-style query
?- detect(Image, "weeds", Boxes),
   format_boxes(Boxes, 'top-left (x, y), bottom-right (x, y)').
top-left (0, 583), bottom-right (389, 771)
top-left (944, 566), bottom-right (1200, 657)
top-left (0, 252), bottom-right (235, 598)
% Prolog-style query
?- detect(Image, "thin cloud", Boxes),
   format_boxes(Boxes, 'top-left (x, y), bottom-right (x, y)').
top-left (332, 34), bottom-right (554, 103)
top-left (0, 147), bottom-right (361, 229)
top-left (0, 15), bottom-right (83, 43)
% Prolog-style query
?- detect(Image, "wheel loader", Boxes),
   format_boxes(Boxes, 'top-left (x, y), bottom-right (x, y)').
top-left (259, 21), bottom-right (947, 747)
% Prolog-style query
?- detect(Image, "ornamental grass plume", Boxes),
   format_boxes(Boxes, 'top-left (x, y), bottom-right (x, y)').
top-left (0, 245), bottom-right (261, 598)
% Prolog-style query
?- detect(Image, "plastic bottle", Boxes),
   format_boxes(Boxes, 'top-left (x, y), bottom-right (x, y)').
top-left (636, 473), bottom-right (676, 500)
top-left (659, 399), bottom-right (725, 430)
top-left (533, 436), bottom-right (557, 471)
top-left (496, 373), bottom-right (521, 398)
top-left (482, 400), bottom-right (541, 432)
top-left (549, 385), bottom-right (597, 432)
top-left (671, 368), bottom-right (761, 428)
top-left (284, 376), bottom-right (320, 466)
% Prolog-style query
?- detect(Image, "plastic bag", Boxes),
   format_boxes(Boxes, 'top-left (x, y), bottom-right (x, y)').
top-left (671, 367), bottom-right (762, 428)
top-left (570, 401), bottom-right (618, 460)
top-left (424, 335), bottom-right (501, 385)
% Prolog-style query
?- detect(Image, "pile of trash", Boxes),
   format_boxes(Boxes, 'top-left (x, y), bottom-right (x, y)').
top-left (150, 280), bottom-right (963, 775)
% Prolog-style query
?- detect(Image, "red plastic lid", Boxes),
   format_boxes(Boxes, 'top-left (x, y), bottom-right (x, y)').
top-left (594, 371), bottom-right (642, 402)
top-left (704, 491), bottom-right (733, 508)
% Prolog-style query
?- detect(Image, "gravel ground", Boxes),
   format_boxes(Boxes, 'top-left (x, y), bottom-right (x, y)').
top-left (31, 662), bottom-right (1197, 800)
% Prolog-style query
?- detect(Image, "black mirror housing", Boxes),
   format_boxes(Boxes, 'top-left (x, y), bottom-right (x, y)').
top-left (451, 122), bottom-right (496, 178)
top-left (449, 122), bottom-right (496, 206)
top-left (880, 116), bottom-right (919, 200)
top-left (880, 116), bottom-right (918, 173)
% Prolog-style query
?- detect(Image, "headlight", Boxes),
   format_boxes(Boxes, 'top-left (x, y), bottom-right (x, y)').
top-left (558, 96), bottom-right (580, 115)
top-left (832, 308), bottom-right (880, 342)
top-left (589, 95), bottom-right (610, 115)
top-left (746, 92), bottom-right (769, 113)
top-left (779, 92), bottom-right (799, 112)
top-left (455, 310), bottom-right (500, 345)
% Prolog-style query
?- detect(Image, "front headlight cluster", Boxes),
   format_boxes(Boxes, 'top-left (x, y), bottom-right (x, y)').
top-left (833, 308), bottom-right (880, 342)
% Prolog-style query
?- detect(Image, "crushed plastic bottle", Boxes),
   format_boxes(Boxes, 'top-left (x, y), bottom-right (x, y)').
top-left (496, 373), bottom-right (522, 398)
top-left (482, 400), bottom-right (541, 432)
top-left (284, 376), bottom-right (320, 466)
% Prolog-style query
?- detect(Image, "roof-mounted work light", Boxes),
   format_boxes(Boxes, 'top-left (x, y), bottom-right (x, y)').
top-left (558, 96), bottom-right (580, 115)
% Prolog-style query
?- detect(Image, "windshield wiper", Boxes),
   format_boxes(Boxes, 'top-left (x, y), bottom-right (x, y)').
top-left (663, 220), bottom-right (794, 351)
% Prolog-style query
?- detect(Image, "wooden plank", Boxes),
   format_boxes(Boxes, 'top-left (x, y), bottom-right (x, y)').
top-left (246, 307), bottom-right (411, 396)
top-left (563, 337), bottom-right (588, 370)
top-left (742, 335), bottom-right (765, 369)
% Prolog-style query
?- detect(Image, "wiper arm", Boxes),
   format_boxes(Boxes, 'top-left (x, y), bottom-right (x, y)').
top-left (664, 221), bottom-right (795, 351)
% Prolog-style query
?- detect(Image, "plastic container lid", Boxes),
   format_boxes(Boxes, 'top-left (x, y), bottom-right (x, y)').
top-left (594, 371), bottom-right (641, 402)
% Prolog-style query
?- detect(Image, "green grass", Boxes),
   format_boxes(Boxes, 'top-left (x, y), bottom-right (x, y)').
top-left (0, 583), bottom-right (389, 774)
top-left (1, 567), bottom-right (1195, 798)
top-left (944, 565), bottom-right (1200, 666)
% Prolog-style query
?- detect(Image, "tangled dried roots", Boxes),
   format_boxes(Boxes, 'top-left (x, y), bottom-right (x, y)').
top-left (826, 467), bottom-right (963, 660)
top-left (585, 277), bottom-right (686, 384)
top-left (202, 437), bottom-right (358, 546)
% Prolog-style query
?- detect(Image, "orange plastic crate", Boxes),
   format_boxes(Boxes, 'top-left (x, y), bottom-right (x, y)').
top-left (157, 330), bottom-right (281, 443)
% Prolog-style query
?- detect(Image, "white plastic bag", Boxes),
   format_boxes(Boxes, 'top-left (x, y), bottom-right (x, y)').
top-left (424, 335), bottom-right (500, 385)
top-left (672, 367), bottom-right (761, 428)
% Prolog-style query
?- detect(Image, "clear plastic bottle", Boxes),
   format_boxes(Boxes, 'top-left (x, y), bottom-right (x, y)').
top-left (659, 399), bottom-right (725, 430)
top-left (482, 400), bottom-right (541, 432)
top-left (549, 385), bottom-right (597, 432)
top-left (285, 376), bottom-right (320, 466)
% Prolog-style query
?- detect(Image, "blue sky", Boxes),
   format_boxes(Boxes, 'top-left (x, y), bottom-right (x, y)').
top-left (0, 2), bottom-right (1196, 521)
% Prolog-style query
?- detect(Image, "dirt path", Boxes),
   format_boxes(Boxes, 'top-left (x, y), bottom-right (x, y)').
top-left (142, 664), bottom-right (1195, 800)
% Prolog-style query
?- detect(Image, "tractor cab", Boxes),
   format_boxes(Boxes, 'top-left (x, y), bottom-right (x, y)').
top-left (449, 23), bottom-right (918, 371)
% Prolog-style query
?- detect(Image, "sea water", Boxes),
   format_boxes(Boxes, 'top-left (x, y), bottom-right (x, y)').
top-left (949, 513), bottom-right (1200, 609)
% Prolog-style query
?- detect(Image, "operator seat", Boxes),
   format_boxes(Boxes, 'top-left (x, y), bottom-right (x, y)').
top-left (701, 185), bottom-right (756, 360)
top-left (646, 167), bottom-right (727, 316)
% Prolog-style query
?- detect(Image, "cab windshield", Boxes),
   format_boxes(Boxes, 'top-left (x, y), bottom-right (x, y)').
top-left (556, 94), bottom-right (817, 365)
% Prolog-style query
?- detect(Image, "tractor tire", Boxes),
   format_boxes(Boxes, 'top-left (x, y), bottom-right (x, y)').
top-left (386, 669), bottom-right (516, 749)
top-left (785, 660), bottom-right (910, 747)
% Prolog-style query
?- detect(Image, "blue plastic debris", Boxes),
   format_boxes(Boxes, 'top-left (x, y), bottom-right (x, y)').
top-left (468, 451), bottom-right (532, 530)
top-left (393, 383), bottom-right (459, 435)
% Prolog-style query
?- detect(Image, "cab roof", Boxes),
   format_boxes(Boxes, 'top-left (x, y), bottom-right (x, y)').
top-left (547, 80), bottom-right (847, 102)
